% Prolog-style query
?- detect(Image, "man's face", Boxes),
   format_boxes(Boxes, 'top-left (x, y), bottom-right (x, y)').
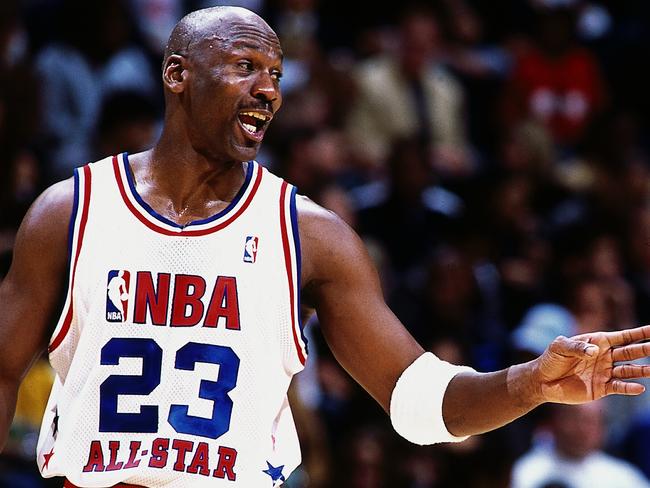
top-left (182, 18), bottom-right (283, 163)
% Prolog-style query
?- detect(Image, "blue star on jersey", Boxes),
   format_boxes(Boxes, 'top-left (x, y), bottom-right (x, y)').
top-left (263, 461), bottom-right (286, 484)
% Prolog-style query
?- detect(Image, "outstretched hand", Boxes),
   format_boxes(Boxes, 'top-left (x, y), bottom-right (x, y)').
top-left (535, 325), bottom-right (650, 404)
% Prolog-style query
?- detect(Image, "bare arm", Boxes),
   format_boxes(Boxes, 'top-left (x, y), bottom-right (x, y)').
top-left (0, 179), bottom-right (73, 450)
top-left (299, 197), bottom-right (650, 438)
top-left (298, 197), bottom-right (424, 411)
top-left (443, 326), bottom-right (650, 436)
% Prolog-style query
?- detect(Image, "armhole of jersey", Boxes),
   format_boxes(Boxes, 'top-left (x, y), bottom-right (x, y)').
top-left (49, 165), bottom-right (92, 353)
top-left (289, 186), bottom-right (308, 351)
top-left (279, 181), bottom-right (308, 365)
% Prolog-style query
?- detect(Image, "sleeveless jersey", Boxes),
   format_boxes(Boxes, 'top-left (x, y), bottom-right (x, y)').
top-left (36, 153), bottom-right (308, 487)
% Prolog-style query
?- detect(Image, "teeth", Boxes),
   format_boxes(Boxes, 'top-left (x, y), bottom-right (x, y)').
top-left (241, 111), bottom-right (269, 122)
top-left (242, 123), bottom-right (257, 133)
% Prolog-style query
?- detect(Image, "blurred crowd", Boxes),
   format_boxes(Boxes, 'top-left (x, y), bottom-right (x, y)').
top-left (1, 0), bottom-right (650, 486)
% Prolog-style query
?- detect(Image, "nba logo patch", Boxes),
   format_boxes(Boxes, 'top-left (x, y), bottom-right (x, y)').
top-left (243, 236), bottom-right (259, 263)
top-left (106, 270), bottom-right (130, 322)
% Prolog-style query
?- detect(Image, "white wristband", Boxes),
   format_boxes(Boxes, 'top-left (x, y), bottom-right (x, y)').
top-left (389, 352), bottom-right (474, 445)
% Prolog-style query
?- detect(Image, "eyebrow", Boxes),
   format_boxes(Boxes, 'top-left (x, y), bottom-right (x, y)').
top-left (229, 40), bottom-right (284, 61)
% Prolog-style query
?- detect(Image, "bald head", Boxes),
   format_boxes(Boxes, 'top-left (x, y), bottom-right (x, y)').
top-left (163, 6), bottom-right (278, 65)
top-left (158, 5), bottom-right (283, 163)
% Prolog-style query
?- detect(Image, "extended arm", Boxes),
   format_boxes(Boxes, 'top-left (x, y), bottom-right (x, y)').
top-left (444, 327), bottom-right (650, 436)
top-left (298, 197), bottom-right (650, 440)
top-left (0, 179), bottom-right (73, 450)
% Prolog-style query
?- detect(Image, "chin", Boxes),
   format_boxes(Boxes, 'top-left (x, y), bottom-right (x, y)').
top-left (231, 142), bottom-right (260, 162)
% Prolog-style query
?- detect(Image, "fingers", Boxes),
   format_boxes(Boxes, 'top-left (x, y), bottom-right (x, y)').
top-left (612, 342), bottom-right (650, 362)
top-left (605, 379), bottom-right (646, 396)
top-left (608, 325), bottom-right (650, 346)
top-left (612, 364), bottom-right (650, 379)
top-left (549, 336), bottom-right (599, 358)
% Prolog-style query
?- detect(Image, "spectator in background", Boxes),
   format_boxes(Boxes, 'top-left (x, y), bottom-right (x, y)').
top-left (130, 0), bottom-right (184, 59)
top-left (617, 408), bottom-right (650, 482)
top-left (470, 170), bottom-right (550, 330)
top-left (0, 1), bottom-right (43, 257)
top-left (355, 137), bottom-right (463, 284)
top-left (286, 129), bottom-right (358, 228)
top-left (345, 5), bottom-right (473, 178)
top-left (625, 204), bottom-right (650, 333)
top-left (511, 225), bottom-right (646, 444)
top-left (94, 90), bottom-right (160, 160)
top-left (511, 402), bottom-right (650, 488)
top-left (34, 0), bottom-right (159, 182)
top-left (268, 0), bottom-right (319, 44)
top-left (388, 244), bottom-right (509, 373)
top-left (586, 232), bottom-right (636, 331)
top-left (577, 109), bottom-right (650, 227)
top-left (461, 119), bottom-right (561, 332)
top-left (341, 427), bottom-right (396, 488)
top-left (597, 0), bottom-right (650, 139)
top-left (440, 0), bottom-right (514, 158)
top-left (511, 274), bottom-right (613, 362)
top-left (274, 128), bottom-right (350, 199)
top-left (501, 4), bottom-right (607, 156)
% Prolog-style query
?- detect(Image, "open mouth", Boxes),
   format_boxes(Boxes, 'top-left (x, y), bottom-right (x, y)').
top-left (238, 110), bottom-right (272, 141)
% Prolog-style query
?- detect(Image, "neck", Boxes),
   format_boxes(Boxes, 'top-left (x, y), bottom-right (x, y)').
top-left (128, 135), bottom-right (248, 226)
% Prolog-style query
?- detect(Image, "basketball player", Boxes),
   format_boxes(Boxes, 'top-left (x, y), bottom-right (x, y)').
top-left (1, 6), bottom-right (650, 487)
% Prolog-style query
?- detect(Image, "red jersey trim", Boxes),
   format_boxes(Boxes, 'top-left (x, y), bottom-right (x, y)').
top-left (49, 164), bottom-right (92, 352)
top-left (279, 181), bottom-right (307, 365)
top-left (112, 154), bottom-right (263, 236)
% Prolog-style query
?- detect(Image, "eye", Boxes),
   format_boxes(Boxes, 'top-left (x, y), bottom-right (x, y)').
top-left (237, 60), bottom-right (254, 72)
top-left (271, 70), bottom-right (283, 82)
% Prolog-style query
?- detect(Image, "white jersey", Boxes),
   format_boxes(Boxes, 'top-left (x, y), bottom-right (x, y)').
top-left (37, 153), bottom-right (308, 487)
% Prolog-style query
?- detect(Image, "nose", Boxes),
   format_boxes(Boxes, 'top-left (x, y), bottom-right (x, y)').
top-left (251, 71), bottom-right (280, 106)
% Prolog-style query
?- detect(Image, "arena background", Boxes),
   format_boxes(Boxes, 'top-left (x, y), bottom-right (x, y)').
top-left (1, 0), bottom-right (650, 486)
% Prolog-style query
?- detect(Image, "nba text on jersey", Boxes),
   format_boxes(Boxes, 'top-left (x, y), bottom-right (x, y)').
top-left (106, 270), bottom-right (241, 328)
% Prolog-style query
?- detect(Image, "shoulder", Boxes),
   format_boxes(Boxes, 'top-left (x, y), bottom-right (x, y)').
top-left (25, 178), bottom-right (75, 229)
top-left (15, 178), bottom-right (75, 259)
top-left (5, 177), bottom-right (76, 322)
top-left (296, 195), bottom-right (364, 259)
top-left (295, 194), bottom-right (345, 231)
top-left (295, 195), bottom-right (378, 297)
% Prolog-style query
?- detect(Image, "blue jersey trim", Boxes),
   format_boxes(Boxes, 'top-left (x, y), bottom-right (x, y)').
top-left (54, 167), bottom-right (82, 339)
top-left (289, 186), bottom-right (308, 350)
top-left (122, 153), bottom-right (255, 229)
top-left (66, 168), bottom-right (81, 274)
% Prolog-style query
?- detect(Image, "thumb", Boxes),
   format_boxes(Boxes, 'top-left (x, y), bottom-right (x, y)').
top-left (548, 336), bottom-right (600, 358)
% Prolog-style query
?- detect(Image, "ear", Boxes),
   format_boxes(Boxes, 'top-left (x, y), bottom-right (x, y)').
top-left (162, 54), bottom-right (188, 93)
